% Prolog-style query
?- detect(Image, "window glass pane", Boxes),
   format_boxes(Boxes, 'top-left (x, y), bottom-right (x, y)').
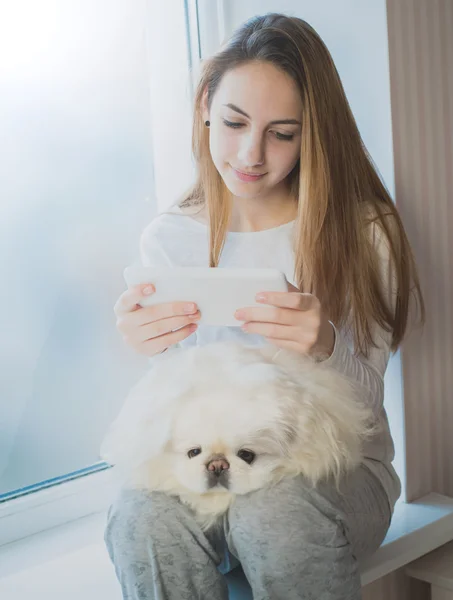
top-left (0, 0), bottom-right (158, 497)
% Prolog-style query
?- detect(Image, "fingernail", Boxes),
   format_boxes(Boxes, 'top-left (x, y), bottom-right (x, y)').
top-left (143, 285), bottom-right (154, 295)
top-left (184, 303), bottom-right (197, 313)
top-left (256, 293), bottom-right (266, 301)
top-left (234, 310), bottom-right (245, 319)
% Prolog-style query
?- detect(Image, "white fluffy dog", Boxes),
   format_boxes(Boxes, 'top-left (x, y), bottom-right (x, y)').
top-left (101, 341), bottom-right (377, 530)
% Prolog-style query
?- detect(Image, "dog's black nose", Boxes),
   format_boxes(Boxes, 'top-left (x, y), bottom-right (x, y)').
top-left (206, 457), bottom-right (230, 476)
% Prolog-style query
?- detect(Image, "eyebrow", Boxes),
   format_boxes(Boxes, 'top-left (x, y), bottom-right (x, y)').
top-left (223, 103), bottom-right (301, 126)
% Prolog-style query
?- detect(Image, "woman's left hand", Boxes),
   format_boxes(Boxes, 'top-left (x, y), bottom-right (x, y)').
top-left (234, 283), bottom-right (335, 359)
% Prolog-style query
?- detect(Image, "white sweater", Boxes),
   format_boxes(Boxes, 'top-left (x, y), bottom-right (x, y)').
top-left (139, 208), bottom-right (402, 512)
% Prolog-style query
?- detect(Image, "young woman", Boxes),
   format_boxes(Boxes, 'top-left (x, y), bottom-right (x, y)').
top-left (105, 13), bottom-right (425, 600)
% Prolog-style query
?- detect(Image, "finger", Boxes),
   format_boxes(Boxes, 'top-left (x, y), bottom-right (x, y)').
top-left (242, 321), bottom-right (318, 351)
top-left (138, 312), bottom-right (201, 342)
top-left (255, 291), bottom-right (318, 311)
top-left (142, 323), bottom-right (198, 356)
top-left (124, 301), bottom-right (199, 330)
top-left (114, 284), bottom-right (156, 317)
top-left (119, 310), bottom-right (201, 341)
top-left (142, 300), bottom-right (199, 322)
top-left (242, 321), bottom-right (291, 339)
top-left (234, 306), bottom-right (295, 326)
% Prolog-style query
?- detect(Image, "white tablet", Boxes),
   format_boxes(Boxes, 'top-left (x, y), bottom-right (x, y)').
top-left (123, 266), bottom-right (289, 327)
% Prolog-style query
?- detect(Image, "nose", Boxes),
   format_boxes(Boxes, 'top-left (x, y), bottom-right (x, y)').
top-left (237, 130), bottom-right (265, 168)
top-left (206, 457), bottom-right (230, 476)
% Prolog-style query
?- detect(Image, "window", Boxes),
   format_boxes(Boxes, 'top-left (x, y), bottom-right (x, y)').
top-left (0, 0), bottom-right (196, 542)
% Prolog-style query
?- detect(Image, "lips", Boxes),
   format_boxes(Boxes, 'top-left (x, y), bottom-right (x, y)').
top-left (232, 166), bottom-right (266, 182)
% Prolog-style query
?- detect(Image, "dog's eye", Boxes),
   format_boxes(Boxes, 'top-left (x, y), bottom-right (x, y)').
top-left (187, 448), bottom-right (202, 459)
top-left (237, 449), bottom-right (256, 464)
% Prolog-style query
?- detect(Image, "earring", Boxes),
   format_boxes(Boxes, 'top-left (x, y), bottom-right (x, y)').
top-left (205, 120), bottom-right (210, 127)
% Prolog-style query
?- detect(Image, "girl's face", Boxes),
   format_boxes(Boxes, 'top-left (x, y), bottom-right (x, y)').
top-left (203, 61), bottom-right (302, 200)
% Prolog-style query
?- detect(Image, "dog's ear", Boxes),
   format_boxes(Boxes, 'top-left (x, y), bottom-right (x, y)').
top-left (281, 367), bottom-right (379, 489)
top-left (100, 353), bottom-right (193, 470)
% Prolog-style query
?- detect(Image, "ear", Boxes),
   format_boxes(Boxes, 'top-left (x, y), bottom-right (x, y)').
top-left (100, 352), bottom-right (194, 470)
top-left (282, 366), bottom-right (378, 488)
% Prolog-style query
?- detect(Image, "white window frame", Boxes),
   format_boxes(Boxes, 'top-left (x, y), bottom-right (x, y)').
top-left (0, 0), bottom-right (201, 548)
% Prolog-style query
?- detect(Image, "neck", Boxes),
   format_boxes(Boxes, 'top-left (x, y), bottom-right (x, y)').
top-left (229, 186), bottom-right (298, 233)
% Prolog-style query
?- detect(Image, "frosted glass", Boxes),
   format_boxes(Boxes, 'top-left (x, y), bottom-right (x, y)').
top-left (0, 0), bottom-right (160, 496)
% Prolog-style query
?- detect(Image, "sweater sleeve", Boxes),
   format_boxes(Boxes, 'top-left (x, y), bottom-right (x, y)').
top-left (138, 215), bottom-right (197, 361)
top-left (319, 219), bottom-right (398, 417)
top-left (139, 216), bottom-right (173, 268)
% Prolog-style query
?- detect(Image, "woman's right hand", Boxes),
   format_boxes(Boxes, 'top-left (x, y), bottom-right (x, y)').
top-left (114, 284), bottom-right (200, 357)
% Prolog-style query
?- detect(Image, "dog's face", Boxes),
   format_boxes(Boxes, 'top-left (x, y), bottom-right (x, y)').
top-left (101, 342), bottom-right (375, 499)
top-left (169, 381), bottom-right (302, 495)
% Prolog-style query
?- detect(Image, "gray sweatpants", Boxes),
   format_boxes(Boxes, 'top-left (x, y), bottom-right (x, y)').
top-left (104, 462), bottom-right (392, 600)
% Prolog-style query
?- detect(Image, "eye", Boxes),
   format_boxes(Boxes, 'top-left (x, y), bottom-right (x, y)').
top-left (187, 448), bottom-right (202, 459)
top-left (222, 118), bottom-right (243, 129)
top-left (222, 119), bottom-right (294, 142)
top-left (274, 131), bottom-right (294, 141)
top-left (237, 449), bottom-right (256, 464)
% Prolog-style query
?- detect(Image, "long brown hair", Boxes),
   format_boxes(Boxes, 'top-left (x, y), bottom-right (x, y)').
top-left (171, 13), bottom-right (425, 357)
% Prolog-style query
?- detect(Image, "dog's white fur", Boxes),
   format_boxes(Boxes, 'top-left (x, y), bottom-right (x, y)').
top-left (101, 342), bottom-right (378, 530)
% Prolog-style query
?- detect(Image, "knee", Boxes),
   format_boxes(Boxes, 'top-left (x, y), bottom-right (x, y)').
top-left (104, 487), bottom-right (180, 564)
top-left (227, 477), bottom-right (349, 564)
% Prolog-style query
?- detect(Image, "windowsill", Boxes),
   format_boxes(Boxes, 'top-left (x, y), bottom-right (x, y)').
top-left (0, 511), bottom-right (121, 600)
top-left (0, 467), bottom-right (118, 547)
top-left (0, 493), bottom-right (452, 599)
top-left (360, 492), bottom-right (453, 585)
